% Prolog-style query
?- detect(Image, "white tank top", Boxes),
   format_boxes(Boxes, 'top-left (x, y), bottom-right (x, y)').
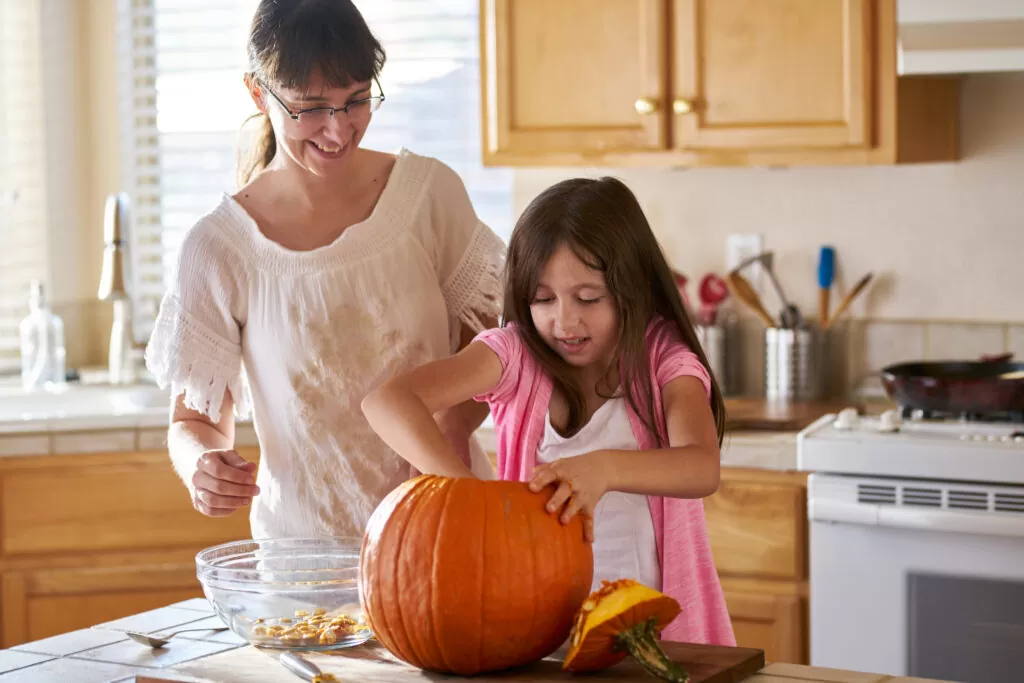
top-left (537, 397), bottom-right (662, 591)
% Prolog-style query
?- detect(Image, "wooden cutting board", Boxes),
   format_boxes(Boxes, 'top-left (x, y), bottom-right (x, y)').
top-left (166, 641), bottom-right (765, 682)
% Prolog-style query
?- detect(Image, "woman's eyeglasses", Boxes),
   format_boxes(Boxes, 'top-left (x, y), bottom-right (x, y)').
top-left (259, 78), bottom-right (385, 131)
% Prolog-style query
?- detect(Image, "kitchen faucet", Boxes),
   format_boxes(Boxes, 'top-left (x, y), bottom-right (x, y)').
top-left (98, 192), bottom-right (146, 384)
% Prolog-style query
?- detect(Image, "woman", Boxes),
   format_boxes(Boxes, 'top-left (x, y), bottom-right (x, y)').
top-left (144, 0), bottom-right (504, 540)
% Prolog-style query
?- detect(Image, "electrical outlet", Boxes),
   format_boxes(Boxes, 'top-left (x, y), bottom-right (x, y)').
top-left (726, 234), bottom-right (764, 292)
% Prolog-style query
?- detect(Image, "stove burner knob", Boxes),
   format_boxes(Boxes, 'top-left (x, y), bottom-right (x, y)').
top-left (1014, 435), bottom-right (1024, 444)
top-left (878, 409), bottom-right (901, 433)
top-left (987, 434), bottom-right (999, 442)
top-left (833, 408), bottom-right (860, 431)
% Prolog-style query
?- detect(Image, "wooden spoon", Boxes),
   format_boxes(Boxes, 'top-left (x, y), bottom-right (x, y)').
top-left (823, 272), bottom-right (873, 330)
top-left (725, 271), bottom-right (777, 328)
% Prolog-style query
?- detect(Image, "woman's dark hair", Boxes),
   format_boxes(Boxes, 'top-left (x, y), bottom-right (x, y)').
top-left (238, 0), bottom-right (386, 186)
top-left (503, 177), bottom-right (726, 446)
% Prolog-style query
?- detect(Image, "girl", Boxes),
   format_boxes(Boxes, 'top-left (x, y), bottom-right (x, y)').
top-left (362, 177), bottom-right (734, 645)
top-left (145, 0), bottom-right (503, 541)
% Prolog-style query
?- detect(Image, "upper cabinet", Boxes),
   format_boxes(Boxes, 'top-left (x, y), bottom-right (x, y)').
top-left (480, 0), bottom-right (960, 167)
top-left (483, 0), bottom-right (668, 155)
top-left (672, 0), bottom-right (871, 150)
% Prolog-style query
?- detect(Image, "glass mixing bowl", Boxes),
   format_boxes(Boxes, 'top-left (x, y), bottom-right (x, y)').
top-left (195, 537), bottom-right (372, 651)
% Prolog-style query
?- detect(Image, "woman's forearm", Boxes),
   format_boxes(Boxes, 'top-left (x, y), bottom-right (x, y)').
top-left (362, 386), bottom-right (475, 479)
top-left (167, 419), bottom-right (234, 491)
top-left (602, 447), bottom-right (721, 499)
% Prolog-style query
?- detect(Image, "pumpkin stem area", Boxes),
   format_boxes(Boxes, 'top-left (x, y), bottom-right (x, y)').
top-left (614, 618), bottom-right (689, 682)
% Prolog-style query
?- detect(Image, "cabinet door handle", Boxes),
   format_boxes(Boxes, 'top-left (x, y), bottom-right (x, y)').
top-left (634, 97), bottom-right (659, 115)
top-left (673, 98), bottom-right (695, 115)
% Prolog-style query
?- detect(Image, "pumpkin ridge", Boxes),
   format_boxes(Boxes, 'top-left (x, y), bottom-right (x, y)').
top-left (429, 475), bottom-right (458, 673)
top-left (477, 480), bottom-right (488, 670)
top-left (392, 477), bottom-right (437, 668)
top-left (525, 487), bottom-right (540, 656)
top-left (381, 477), bottom-right (426, 665)
top-left (361, 476), bottom-right (419, 658)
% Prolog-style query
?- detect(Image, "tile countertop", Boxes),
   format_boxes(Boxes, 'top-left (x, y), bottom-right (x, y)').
top-left (0, 384), bottom-right (259, 457)
top-left (0, 600), bottom-right (955, 683)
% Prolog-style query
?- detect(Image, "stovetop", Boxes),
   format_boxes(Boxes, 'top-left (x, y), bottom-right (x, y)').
top-left (797, 408), bottom-right (1024, 485)
top-left (898, 405), bottom-right (1024, 426)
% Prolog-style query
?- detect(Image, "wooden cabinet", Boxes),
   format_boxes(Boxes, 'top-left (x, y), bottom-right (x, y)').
top-left (0, 447), bottom-right (258, 647)
top-left (1, 561), bottom-right (201, 646)
top-left (480, 0), bottom-right (959, 167)
top-left (484, 0), bottom-right (668, 155)
top-left (722, 585), bottom-right (804, 665)
top-left (705, 468), bottom-right (809, 664)
top-left (673, 0), bottom-right (871, 151)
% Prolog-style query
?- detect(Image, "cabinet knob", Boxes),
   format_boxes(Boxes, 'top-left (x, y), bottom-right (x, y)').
top-left (673, 98), bottom-right (695, 115)
top-left (634, 97), bottom-right (659, 115)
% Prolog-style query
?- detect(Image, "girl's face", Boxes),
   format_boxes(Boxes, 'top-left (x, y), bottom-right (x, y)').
top-left (530, 244), bottom-right (620, 372)
top-left (252, 70), bottom-right (377, 178)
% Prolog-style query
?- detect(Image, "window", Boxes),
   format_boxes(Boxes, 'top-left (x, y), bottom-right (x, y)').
top-left (0, 0), bottom-right (48, 374)
top-left (119, 0), bottom-right (513, 341)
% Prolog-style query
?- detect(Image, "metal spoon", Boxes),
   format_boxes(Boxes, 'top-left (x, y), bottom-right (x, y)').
top-left (126, 625), bottom-right (230, 648)
top-left (737, 251), bottom-right (802, 329)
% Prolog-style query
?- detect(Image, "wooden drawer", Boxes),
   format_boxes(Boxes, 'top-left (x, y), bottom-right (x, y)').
top-left (0, 450), bottom-right (255, 556)
top-left (704, 470), bottom-right (807, 580)
top-left (1, 563), bottom-right (202, 647)
top-left (723, 587), bottom-right (804, 664)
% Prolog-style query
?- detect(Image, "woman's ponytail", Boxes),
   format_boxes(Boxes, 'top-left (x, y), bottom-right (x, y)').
top-left (236, 112), bottom-right (276, 188)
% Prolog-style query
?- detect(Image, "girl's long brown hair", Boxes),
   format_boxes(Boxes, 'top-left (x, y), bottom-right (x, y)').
top-left (503, 177), bottom-right (726, 446)
top-left (237, 0), bottom-right (386, 186)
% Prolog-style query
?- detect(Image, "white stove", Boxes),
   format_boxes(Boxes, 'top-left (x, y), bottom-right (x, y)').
top-left (798, 409), bottom-right (1024, 683)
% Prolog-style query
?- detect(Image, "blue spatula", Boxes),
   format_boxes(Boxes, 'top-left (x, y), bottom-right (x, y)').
top-left (817, 246), bottom-right (835, 325)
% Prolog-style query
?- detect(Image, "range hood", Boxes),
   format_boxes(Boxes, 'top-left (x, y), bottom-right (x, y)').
top-left (898, 0), bottom-right (1024, 75)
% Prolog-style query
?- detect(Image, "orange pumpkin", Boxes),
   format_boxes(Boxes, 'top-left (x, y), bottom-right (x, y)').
top-left (359, 475), bottom-right (594, 675)
top-left (563, 579), bottom-right (688, 681)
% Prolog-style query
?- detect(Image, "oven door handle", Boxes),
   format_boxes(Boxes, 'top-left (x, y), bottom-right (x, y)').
top-left (810, 498), bottom-right (1024, 539)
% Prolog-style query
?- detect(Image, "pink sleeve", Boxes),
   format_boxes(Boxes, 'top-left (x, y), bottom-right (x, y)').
top-left (471, 325), bottom-right (524, 404)
top-left (650, 319), bottom-right (712, 399)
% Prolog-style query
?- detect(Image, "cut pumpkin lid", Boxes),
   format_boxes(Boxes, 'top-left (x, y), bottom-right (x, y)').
top-left (563, 579), bottom-right (685, 680)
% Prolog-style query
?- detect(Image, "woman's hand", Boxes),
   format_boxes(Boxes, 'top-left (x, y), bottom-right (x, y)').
top-left (190, 449), bottom-right (260, 517)
top-left (528, 451), bottom-right (615, 543)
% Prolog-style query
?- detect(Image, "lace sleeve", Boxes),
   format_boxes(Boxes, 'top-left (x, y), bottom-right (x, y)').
top-left (442, 222), bottom-right (505, 333)
top-left (425, 160), bottom-right (506, 339)
top-left (144, 215), bottom-right (250, 422)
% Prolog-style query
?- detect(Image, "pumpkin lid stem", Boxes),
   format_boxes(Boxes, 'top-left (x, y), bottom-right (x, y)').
top-left (615, 618), bottom-right (690, 683)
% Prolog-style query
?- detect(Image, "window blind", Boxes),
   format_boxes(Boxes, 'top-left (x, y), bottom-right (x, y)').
top-left (119, 0), bottom-right (512, 343)
top-left (0, 0), bottom-right (48, 375)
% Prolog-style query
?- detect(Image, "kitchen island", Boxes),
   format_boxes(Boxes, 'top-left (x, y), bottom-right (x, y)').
top-left (0, 599), bottom-right (954, 682)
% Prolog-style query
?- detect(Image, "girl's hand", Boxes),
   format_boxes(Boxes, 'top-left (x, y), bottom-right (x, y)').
top-left (191, 449), bottom-right (260, 517)
top-left (528, 451), bottom-right (614, 543)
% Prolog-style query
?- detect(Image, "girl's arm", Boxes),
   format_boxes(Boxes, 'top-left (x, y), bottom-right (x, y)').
top-left (362, 340), bottom-right (503, 478)
top-left (448, 320), bottom-right (497, 434)
top-left (530, 375), bottom-right (721, 527)
top-left (606, 375), bottom-right (721, 497)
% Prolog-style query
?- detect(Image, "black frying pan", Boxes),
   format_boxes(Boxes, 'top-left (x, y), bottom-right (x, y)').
top-left (880, 356), bottom-right (1024, 416)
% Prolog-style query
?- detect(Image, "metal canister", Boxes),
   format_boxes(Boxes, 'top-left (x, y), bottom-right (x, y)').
top-left (764, 327), bottom-right (827, 401)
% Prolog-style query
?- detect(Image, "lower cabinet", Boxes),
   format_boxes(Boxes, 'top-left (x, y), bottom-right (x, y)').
top-left (0, 447), bottom-right (258, 647)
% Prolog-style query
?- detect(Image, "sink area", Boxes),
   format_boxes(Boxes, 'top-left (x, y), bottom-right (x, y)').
top-left (0, 383), bottom-right (171, 422)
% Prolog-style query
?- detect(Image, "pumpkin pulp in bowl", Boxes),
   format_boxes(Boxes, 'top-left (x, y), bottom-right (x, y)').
top-left (196, 537), bottom-right (372, 650)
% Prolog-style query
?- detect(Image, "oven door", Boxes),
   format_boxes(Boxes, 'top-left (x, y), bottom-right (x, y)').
top-left (807, 473), bottom-right (1024, 683)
